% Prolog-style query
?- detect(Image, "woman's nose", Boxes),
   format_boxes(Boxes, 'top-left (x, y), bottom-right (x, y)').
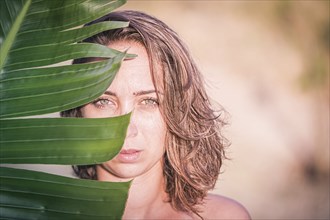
top-left (125, 108), bottom-right (138, 138)
top-left (120, 99), bottom-right (134, 115)
top-left (120, 100), bottom-right (137, 138)
top-left (126, 119), bottom-right (138, 138)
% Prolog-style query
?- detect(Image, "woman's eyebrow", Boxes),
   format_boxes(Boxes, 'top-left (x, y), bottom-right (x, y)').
top-left (133, 90), bottom-right (163, 96)
top-left (103, 90), bottom-right (163, 96)
top-left (104, 91), bottom-right (117, 96)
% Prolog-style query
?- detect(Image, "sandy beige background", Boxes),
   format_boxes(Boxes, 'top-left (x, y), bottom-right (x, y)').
top-left (8, 1), bottom-right (329, 219)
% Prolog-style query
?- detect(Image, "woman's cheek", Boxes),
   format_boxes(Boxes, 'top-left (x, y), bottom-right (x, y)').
top-left (135, 109), bottom-right (165, 132)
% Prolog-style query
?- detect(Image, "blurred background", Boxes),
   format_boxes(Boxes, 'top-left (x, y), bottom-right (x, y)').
top-left (121, 1), bottom-right (329, 219)
top-left (13, 1), bottom-right (329, 219)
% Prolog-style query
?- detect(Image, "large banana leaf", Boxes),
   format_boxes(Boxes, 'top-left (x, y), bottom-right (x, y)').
top-left (0, 0), bottom-right (131, 219)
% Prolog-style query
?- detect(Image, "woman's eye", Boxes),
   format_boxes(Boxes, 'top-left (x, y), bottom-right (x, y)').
top-left (99, 99), bottom-right (110, 105)
top-left (92, 98), bottom-right (115, 109)
top-left (141, 98), bottom-right (159, 107)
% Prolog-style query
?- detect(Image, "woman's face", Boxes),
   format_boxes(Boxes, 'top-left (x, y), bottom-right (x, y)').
top-left (81, 41), bottom-right (166, 181)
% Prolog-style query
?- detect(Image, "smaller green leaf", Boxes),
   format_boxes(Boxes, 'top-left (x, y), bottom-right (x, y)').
top-left (12, 21), bottom-right (129, 49)
top-left (4, 43), bottom-right (122, 71)
top-left (0, 167), bottom-right (131, 220)
top-left (0, 113), bottom-right (131, 164)
top-left (21, 0), bottom-right (126, 32)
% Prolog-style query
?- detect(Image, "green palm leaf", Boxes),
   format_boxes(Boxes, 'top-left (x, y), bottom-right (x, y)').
top-left (1, 0), bottom-right (129, 118)
top-left (0, 113), bottom-right (130, 164)
top-left (0, 167), bottom-right (131, 220)
top-left (1, 0), bottom-right (131, 219)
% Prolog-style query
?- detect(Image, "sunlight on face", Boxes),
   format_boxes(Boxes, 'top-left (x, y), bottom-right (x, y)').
top-left (81, 41), bottom-right (166, 181)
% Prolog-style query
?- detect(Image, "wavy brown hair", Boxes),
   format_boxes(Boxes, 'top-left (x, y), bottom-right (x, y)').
top-left (61, 10), bottom-right (228, 217)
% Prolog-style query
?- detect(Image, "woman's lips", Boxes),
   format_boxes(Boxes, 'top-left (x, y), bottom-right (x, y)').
top-left (117, 149), bottom-right (142, 163)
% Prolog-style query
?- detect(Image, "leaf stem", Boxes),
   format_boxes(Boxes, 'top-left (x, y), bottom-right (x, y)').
top-left (0, 0), bottom-right (32, 71)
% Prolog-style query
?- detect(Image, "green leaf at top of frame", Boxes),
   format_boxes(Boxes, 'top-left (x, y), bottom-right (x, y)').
top-left (0, 167), bottom-right (131, 219)
top-left (1, 0), bottom-right (127, 70)
top-left (1, 0), bottom-right (128, 118)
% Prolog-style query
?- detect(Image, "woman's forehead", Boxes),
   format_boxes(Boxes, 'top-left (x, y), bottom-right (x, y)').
top-left (109, 40), bottom-right (164, 89)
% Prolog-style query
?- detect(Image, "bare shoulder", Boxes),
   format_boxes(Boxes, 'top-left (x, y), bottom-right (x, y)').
top-left (200, 193), bottom-right (251, 220)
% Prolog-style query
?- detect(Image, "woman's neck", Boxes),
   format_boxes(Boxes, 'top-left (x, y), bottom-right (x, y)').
top-left (122, 162), bottom-right (169, 219)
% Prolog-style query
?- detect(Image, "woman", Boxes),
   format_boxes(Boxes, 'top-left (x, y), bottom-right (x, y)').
top-left (61, 10), bottom-right (250, 219)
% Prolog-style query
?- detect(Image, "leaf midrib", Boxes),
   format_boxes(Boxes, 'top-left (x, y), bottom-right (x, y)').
top-left (0, 0), bottom-right (32, 70)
